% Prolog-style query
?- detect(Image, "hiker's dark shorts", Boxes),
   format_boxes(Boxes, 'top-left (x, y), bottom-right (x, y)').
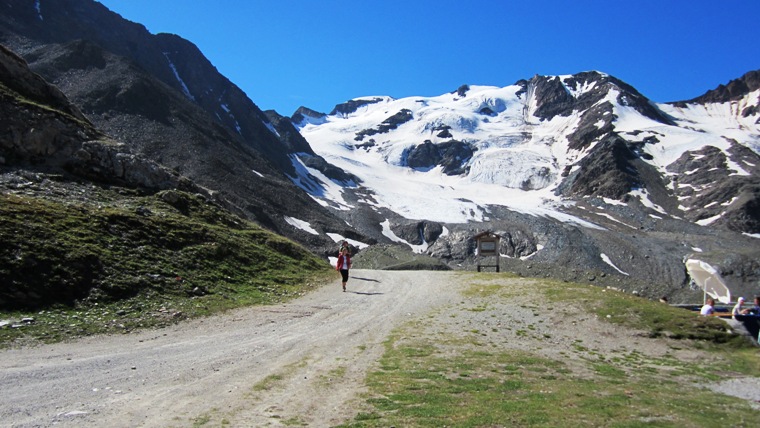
top-left (340, 269), bottom-right (349, 282)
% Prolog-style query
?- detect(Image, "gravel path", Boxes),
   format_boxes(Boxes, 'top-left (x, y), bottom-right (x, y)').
top-left (0, 270), bottom-right (463, 427)
top-left (1, 270), bottom-right (758, 427)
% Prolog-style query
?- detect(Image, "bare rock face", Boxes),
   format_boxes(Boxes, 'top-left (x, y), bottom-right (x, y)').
top-left (355, 109), bottom-right (414, 141)
top-left (405, 140), bottom-right (474, 175)
top-left (517, 72), bottom-right (673, 153)
top-left (264, 110), bottom-right (316, 155)
top-left (555, 136), bottom-right (641, 200)
top-left (0, 44), bottom-right (207, 196)
top-left (498, 229), bottom-right (539, 258)
top-left (667, 142), bottom-right (760, 233)
top-left (296, 153), bottom-right (359, 185)
top-left (524, 72), bottom-right (671, 124)
top-left (330, 97), bottom-right (384, 117)
top-left (0, 43), bottom-right (102, 166)
top-left (291, 106), bottom-right (327, 126)
top-left (455, 84), bottom-right (470, 97)
top-left (0, 44), bottom-right (88, 121)
top-left (390, 221), bottom-right (444, 246)
top-left (70, 141), bottom-right (198, 192)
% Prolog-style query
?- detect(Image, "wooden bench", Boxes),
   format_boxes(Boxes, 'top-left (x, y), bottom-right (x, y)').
top-left (710, 312), bottom-right (734, 318)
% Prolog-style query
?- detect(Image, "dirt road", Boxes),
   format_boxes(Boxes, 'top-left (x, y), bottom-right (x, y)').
top-left (0, 270), bottom-right (464, 427)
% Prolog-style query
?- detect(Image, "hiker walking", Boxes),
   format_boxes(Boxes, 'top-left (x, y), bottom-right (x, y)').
top-left (336, 247), bottom-right (352, 292)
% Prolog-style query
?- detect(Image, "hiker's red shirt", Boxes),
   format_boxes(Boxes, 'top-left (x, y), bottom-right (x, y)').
top-left (336, 254), bottom-right (351, 270)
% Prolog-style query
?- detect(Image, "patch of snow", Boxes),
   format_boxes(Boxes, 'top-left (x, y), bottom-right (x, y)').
top-left (163, 52), bottom-right (194, 101)
top-left (325, 233), bottom-right (370, 249)
top-left (595, 212), bottom-right (636, 229)
top-left (562, 75), bottom-right (601, 98)
top-left (637, 94), bottom-right (760, 179)
top-left (34, 0), bottom-right (43, 20)
top-left (725, 150), bottom-right (751, 176)
top-left (294, 114), bottom-right (328, 128)
top-left (284, 216), bottom-right (320, 236)
top-left (251, 169), bottom-right (264, 178)
top-left (600, 253), bottom-right (629, 275)
top-left (721, 197), bottom-right (738, 207)
top-left (264, 121), bottom-right (281, 137)
top-left (696, 213), bottom-right (723, 226)
top-left (468, 148), bottom-right (556, 190)
top-left (602, 198), bottom-right (626, 206)
top-left (286, 154), bottom-right (353, 211)
top-left (380, 220), bottom-right (428, 253)
top-left (630, 188), bottom-right (667, 215)
top-left (218, 104), bottom-right (242, 134)
top-left (691, 247), bottom-right (703, 252)
top-left (380, 219), bottom-right (407, 243)
top-left (519, 244), bottom-right (544, 260)
top-left (743, 233), bottom-right (760, 239)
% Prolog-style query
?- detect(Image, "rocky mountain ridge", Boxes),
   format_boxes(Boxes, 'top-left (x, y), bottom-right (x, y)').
top-left (294, 70), bottom-right (760, 299)
top-left (0, 0), bottom-right (364, 257)
top-left (0, 43), bottom-right (329, 311)
top-left (0, 43), bottom-right (193, 192)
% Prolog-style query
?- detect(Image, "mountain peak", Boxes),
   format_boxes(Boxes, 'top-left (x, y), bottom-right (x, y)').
top-left (523, 71), bottom-right (671, 126)
top-left (291, 106), bottom-right (327, 126)
top-left (329, 97), bottom-right (390, 117)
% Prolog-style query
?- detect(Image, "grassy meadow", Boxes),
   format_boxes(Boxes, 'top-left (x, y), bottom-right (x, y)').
top-left (341, 273), bottom-right (759, 427)
top-left (0, 186), bottom-right (331, 346)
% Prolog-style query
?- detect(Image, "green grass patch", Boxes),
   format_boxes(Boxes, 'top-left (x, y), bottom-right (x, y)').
top-left (347, 330), bottom-right (757, 428)
top-left (544, 280), bottom-right (753, 351)
top-left (0, 187), bottom-right (331, 347)
top-left (251, 373), bottom-right (285, 392)
top-left (341, 274), bottom-right (760, 427)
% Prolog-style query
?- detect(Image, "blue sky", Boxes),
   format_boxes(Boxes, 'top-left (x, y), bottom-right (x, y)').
top-left (97, 0), bottom-right (760, 116)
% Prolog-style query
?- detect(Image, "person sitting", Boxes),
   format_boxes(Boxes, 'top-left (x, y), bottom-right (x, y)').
top-left (700, 298), bottom-right (715, 316)
top-left (749, 296), bottom-right (760, 316)
top-left (732, 297), bottom-right (750, 318)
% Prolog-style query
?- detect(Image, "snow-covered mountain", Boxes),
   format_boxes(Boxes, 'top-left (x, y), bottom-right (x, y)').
top-left (2, 0), bottom-right (756, 301)
top-left (287, 71), bottom-right (760, 299)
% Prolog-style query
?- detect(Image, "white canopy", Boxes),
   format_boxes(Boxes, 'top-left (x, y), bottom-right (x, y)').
top-left (685, 259), bottom-right (732, 304)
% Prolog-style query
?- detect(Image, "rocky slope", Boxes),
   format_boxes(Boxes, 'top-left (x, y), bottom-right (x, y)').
top-left (0, 0), bottom-right (365, 257)
top-left (0, 40), bottom-right (327, 312)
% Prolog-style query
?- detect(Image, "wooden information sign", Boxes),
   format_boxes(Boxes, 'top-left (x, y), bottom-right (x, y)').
top-left (474, 231), bottom-right (501, 272)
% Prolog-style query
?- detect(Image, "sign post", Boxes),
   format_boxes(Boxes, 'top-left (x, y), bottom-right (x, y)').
top-left (474, 231), bottom-right (501, 272)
